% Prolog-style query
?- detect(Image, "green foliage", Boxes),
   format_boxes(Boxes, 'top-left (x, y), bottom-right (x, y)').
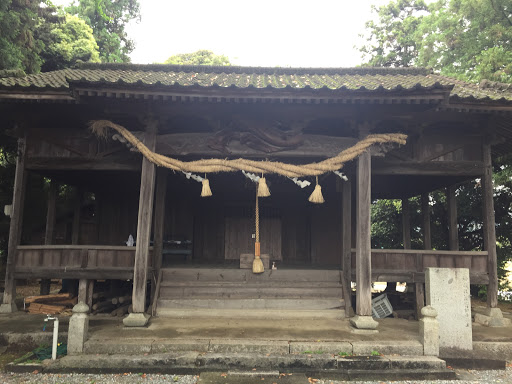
top-left (359, 0), bottom-right (512, 83)
top-left (38, 14), bottom-right (100, 71)
top-left (163, 50), bottom-right (231, 66)
top-left (66, 0), bottom-right (140, 63)
top-left (0, 0), bottom-right (49, 74)
top-left (370, 350), bottom-right (381, 356)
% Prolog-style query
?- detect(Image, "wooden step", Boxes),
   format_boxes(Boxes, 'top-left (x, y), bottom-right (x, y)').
top-left (159, 286), bottom-right (343, 299)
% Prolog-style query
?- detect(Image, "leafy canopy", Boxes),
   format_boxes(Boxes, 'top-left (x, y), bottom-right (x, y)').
top-left (359, 0), bottom-right (512, 83)
top-left (66, 0), bottom-right (140, 63)
top-left (163, 50), bottom-right (231, 66)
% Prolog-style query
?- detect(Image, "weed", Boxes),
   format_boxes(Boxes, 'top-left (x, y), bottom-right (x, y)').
top-left (370, 350), bottom-right (380, 356)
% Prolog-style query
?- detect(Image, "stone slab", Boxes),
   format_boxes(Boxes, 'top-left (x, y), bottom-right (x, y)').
top-left (352, 340), bottom-right (423, 355)
top-left (290, 341), bottom-right (353, 355)
top-left (387, 355), bottom-right (446, 369)
top-left (83, 338), bottom-right (153, 354)
top-left (151, 339), bottom-right (210, 353)
top-left (198, 372), bottom-right (309, 384)
top-left (209, 339), bottom-right (289, 354)
top-left (425, 267), bottom-right (472, 350)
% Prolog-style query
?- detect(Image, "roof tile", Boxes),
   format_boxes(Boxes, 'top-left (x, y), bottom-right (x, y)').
top-left (1, 64), bottom-right (511, 102)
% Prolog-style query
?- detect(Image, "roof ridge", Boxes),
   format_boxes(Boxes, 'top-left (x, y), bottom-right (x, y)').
top-left (74, 62), bottom-right (432, 76)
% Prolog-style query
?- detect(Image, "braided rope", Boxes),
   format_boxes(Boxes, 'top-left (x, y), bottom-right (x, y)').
top-left (90, 120), bottom-right (407, 178)
top-left (255, 190), bottom-right (259, 243)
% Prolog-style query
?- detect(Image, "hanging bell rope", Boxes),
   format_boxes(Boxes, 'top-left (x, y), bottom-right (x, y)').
top-left (89, 120), bottom-right (407, 178)
top-left (253, 188), bottom-right (264, 274)
top-left (308, 176), bottom-right (325, 204)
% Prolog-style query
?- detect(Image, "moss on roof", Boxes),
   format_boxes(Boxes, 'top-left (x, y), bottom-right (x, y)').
top-left (1, 63), bottom-right (511, 102)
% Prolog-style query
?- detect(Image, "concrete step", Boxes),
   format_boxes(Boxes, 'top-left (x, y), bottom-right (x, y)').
top-left (156, 298), bottom-right (344, 311)
top-left (161, 268), bottom-right (341, 283)
top-left (159, 286), bottom-right (343, 299)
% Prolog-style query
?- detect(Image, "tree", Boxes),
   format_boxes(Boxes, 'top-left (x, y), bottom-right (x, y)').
top-left (163, 50), bottom-right (231, 66)
top-left (361, 0), bottom-right (512, 287)
top-left (66, 0), bottom-right (140, 63)
top-left (359, 0), bottom-right (512, 83)
top-left (0, 0), bottom-right (60, 74)
top-left (38, 14), bottom-right (100, 72)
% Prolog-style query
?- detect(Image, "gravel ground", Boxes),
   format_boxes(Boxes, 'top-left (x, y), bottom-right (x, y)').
top-left (0, 368), bottom-right (511, 384)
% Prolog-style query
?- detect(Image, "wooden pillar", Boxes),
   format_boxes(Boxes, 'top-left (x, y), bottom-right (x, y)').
top-left (355, 150), bottom-right (372, 317)
top-left (342, 179), bottom-right (353, 317)
top-left (150, 168), bottom-right (167, 307)
top-left (72, 188), bottom-right (82, 245)
top-left (482, 142), bottom-right (498, 308)
top-left (402, 198), bottom-right (411, 249)
top-left (421, 193), bottom-right (431, 250)
top-left (41, 180), bottom-right (58, 295)
top-left (415, 193), bottom-right (431, 319)
top-left (125, 121), bottom-right (157, 325)
top-left (447, 186), bottom-right (459, 251)
top-left (0, 137), bottom-right (27, 312)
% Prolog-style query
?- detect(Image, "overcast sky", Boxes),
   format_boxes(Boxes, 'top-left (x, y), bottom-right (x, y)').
top-left (56, 0), bottom-right (390, 67)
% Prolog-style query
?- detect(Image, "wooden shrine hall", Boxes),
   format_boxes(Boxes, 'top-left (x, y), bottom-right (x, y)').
top-left (0, 64), bottom-right (511, 328)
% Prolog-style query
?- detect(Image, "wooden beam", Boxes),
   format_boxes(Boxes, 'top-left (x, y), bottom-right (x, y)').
top-left (1, 137), bottom-right (27, 312)
top-left (372, 160), bottom-right (485, 176)
top-left (356, 149), bottom-right (372, 317)
top-left (447, 186), bottom-right (459, 251)
top-left (131, 123), bottom-right (157, 314)
top-left (150, 168), bottom-right (167, 307)
top-left (342, 179), bottom-right (353, 318)
top-left (402, 198), bottom-right (411, 250)
top-left (482, 141), bottom-right (498, 308)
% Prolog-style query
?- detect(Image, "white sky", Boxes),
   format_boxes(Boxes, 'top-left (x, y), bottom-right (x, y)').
top-left (55, 0), bottom-right (390, 67)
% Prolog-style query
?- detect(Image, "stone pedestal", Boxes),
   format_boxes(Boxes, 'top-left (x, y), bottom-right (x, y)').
top-left (350, 315), bottom-right (378, 333)
top-left (67, 302), bottom-right (89, 355)
top-left (123, 312), bottom-right (150, 327)
top-left (419, 305), bottom-right (439, 356)
top-left (0, 302), bottom-right (17, 313)
top-left (425, 267), bottom-right (472, 350)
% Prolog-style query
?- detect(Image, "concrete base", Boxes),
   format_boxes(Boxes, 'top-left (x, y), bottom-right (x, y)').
top-left (0, 302), bottom-right (18, 313)
top-left (350, 315), bottom-right (378, 330)
top-left (123, 313), bottom-right (150, 327)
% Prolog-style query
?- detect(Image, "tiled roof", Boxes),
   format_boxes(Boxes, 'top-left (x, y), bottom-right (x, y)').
top-left (1, 63), bottom-right (512, 103)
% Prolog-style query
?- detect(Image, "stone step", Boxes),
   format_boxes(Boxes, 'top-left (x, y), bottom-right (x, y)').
top-left (159, 286), bottom-right (343, 299)
top-left (154, 308), bottom-right (345, 319)
top-left (161, 268), bottom-right (341, 283)
top-left (45, 352), bottom-right (455, 381)
top-left (156, 298), bottom-right (344, 311)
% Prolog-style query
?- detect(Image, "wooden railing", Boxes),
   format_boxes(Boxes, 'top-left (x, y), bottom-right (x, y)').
top-left (15, 245), bottom-right (153, 280)
top-left (350, 249), bottom-right (488, 284)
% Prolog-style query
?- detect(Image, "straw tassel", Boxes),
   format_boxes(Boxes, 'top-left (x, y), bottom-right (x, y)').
top-left (257, 176), bottom-right (271, 197)
top-left (308, 176), bottom-right (325, 204)
top-left (201, 176), bottom-right (212, 197)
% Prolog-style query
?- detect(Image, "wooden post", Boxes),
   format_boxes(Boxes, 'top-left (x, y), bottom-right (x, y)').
top-left (415, 193), bottom-right (431, 319)
top-left (421, 193), bottom-right (431, 250)
top-left (124, 121), bottom-right (157, 326)
top-left (482, 142), bottom-right (498, 309)
top-left (41, 180), bottom-right (58, 295)
top-left (0, 137), bottom-right (27, 312)
top-left (447, 186), bottom-right (459, 251)
top-left (355, 149), bottom-right (372, 317)
top-left (342, 179), bottom-right (353, 317)
top-left (72, 188), bottom-right (82, 245)
top-left (150, 168), bottom-right (167, 307)
top-left (402, 198), bottom-right (411, 249)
